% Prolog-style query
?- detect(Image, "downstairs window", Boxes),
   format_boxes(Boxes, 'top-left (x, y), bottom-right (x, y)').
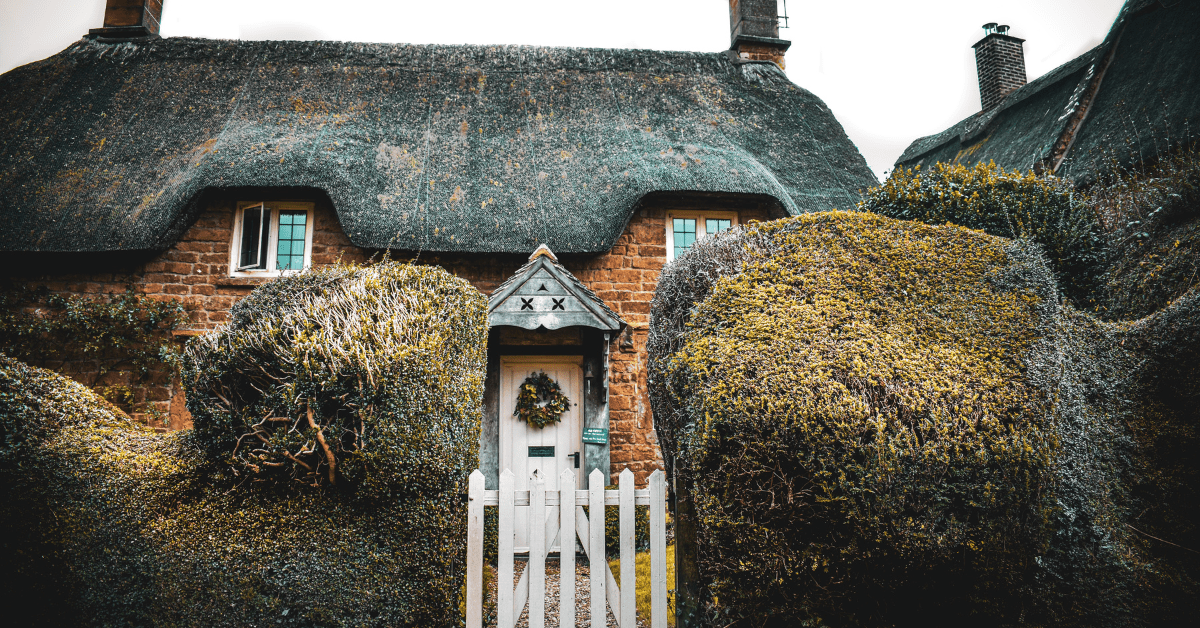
top-left (230, 201), bottom-right (314, 277)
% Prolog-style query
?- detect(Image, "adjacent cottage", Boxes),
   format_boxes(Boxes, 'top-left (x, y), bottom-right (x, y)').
top-left (0, 0), bottom-right (876, 486)
top-left (897, 0), bottom-right (1200, 183)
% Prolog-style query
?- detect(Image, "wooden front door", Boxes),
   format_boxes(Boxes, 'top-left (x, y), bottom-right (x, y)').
top-left (499, 356), bottom-right (584, 553)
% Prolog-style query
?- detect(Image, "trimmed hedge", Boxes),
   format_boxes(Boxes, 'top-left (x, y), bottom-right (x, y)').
top-left (648, 212), bottom-right (1197, 627)
top-left (861, 162), bottom-right (1107, 306)
top-left (0, 262), bottom-right (487, 627)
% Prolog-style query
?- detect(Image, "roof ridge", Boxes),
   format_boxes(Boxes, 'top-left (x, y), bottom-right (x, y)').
top-left (59, 36), bottom-right (737, 75)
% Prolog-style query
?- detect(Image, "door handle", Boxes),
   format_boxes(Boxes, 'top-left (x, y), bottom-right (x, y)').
top-left (567, 452), bottom-right (580, 468)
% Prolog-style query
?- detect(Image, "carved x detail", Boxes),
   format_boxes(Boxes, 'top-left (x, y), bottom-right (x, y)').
top-left (551, 298), bottom-right (565, 311)
top-left (520, 298), bottom-right (534, 310)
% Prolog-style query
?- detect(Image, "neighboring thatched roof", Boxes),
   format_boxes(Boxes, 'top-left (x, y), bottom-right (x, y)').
top-left (0, 37), bottom-right (876, 254)
top-left (897, 0), bottom-right (1200, 183)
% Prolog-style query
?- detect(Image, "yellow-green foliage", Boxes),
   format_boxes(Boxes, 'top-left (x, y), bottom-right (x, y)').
top-left (862, 162), bottom-right (1106, 305)
top-left (651, 212), bottom-right (1057, 625)
top-left (0, 261), bottom-right (487, 627)
top-left (647, 211), bottom-right (1199, 627)
top-left (183, 262), bottom-right (487, 495)
top-left (610, 543), bottom-right (677, 626)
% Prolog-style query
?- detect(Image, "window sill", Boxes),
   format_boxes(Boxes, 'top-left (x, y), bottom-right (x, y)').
top-left (215, 277), bottom-right (270, 287)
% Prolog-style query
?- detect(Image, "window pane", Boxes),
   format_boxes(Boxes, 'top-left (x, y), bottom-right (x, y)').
top-left (239, 207), bottom-right (270, 269)
top-left (276, 210), bottom-right (308, 270)
top-left (706, 218), bottom-right (732, 236)
top-left (673, 218), bottom-right (696, 259)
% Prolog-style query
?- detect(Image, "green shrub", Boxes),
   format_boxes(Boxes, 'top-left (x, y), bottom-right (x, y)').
top-left (861, 162), bottom-right (1107, 306)
top-left (182, 262), bottom-right (486, 496)
top-left (0, 261), bottom-right (488, 627)
top-left (648, 212), bottom-right (1194, 627)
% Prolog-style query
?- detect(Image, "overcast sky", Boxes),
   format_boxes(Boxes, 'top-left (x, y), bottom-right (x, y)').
top-left (1, 0), bottom-right (1126, 181)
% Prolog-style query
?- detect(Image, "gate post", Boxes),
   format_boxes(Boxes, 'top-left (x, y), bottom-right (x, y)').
top-left (649, 470), bottom-right (667, 628)
top-left (673, 473), bottom-right (703, 627)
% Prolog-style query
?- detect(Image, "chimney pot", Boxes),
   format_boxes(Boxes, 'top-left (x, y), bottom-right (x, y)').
top-left (972, 23), bottom-right (1028, 110)
top-left (90, 0), bottom-right (164, 40)
top-left (728, 0), bottom-right (791, 69)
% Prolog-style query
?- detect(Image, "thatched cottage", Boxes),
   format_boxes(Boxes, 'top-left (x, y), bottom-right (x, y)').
top-left (897, 0), bottom-right (1200, 182)
top-left (0, 0), bottom-right (876, 486)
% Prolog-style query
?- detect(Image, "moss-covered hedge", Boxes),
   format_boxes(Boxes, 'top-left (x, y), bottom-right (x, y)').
top-left (0, 262), bottom-right (487, 627)
top-left (648, 212), bottom-right (1197, 627)
top-left (861, 162), bottom-right (1107, 306)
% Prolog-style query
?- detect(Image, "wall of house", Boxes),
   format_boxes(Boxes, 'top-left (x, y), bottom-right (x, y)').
top-left (3, 197), bottom-right (369, 430)
top-left (423, 195), bottom-right (776, 483)
top-left (4, 193), bottom-right (775, 484)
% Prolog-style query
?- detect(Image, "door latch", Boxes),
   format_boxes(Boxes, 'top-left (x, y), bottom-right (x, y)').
top-left (567, 452), bottom-right (580, 468)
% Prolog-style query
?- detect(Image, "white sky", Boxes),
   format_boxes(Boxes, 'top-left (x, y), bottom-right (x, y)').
top-left (1, 0), bottom-right (1126, 181)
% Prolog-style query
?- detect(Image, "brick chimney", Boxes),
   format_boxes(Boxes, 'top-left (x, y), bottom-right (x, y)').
top-left (729, 0), bottom-right (791, 69)
top-left (973, 23), bottom-right (1028, 110)
top-left (89, 0), bottom-right (164, 40)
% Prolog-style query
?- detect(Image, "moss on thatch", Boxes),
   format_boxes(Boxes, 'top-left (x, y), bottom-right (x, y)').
top-left (648, 211), bottom-right (1198, 626)
top-left (0, 262), bottom-right (487, 627)
top-left (1093, 145), bottom-right (1200, 320)
top-left (0, 37), bottom-right (875, 255)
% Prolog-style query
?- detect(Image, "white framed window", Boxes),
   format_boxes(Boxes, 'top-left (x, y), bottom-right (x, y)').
top-left (229, 201), bottom-right (315, 277)
top-left (665, 211), bottom-right (738, 261)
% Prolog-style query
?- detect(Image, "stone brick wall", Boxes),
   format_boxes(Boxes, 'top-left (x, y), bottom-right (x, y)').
top-left (3, 192), bottom-right (776, 485)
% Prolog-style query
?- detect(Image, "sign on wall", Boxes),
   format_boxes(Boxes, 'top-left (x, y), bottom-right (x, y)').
top-left (582, 428), bottom-right (609, 444)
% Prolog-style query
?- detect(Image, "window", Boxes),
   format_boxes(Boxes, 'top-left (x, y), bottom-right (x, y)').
top-left (665, 211), bottom-right (738, 261)
top-left (229, 201), bottom-right (314, 277)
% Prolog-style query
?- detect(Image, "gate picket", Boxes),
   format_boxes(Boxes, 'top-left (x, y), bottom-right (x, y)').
top-left (589, 468), bottom-right (606, 628)
top-left (559, 469), bottom-right (577, 628)
top-left (497, 470), bottom-right (515, 628)
top-left (618, 468), bottom-right (635, 628)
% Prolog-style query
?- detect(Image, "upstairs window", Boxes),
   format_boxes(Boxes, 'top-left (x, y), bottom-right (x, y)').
top-left (230, 201), bottom-right (314, 277)
top-left (665, 211), bottom-right (737, 261)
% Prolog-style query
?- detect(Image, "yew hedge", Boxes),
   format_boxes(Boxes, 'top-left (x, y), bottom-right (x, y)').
top-left (0, 261), bottom-right (487, 627)
top-left (648, 212), bottom-right (1197, 627)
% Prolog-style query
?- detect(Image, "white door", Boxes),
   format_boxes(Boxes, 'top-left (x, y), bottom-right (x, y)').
top-left (500, 356), bottom-right (584, 553)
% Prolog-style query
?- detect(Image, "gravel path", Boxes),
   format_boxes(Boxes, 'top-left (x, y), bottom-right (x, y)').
top-left (488, 559), bottom-right (648, 628)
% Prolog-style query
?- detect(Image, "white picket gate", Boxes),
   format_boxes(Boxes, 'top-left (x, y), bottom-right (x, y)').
top-left (466, 467), bottom-right (668, 628)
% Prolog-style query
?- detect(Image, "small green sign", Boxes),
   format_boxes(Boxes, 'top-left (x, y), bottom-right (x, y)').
top-left (582, 428), bottom-right (608, 444)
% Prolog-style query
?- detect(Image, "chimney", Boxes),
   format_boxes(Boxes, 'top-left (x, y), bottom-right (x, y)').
top-left (973, 23), bottom-right (1028, 110)
top-left (89, 0), bottom-right (164, 40)
top-left (729, 0), bottom-right (791, 69)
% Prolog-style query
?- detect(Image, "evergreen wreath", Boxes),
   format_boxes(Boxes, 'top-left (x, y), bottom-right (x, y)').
top-left (514, 371), bottom-right (571, 428)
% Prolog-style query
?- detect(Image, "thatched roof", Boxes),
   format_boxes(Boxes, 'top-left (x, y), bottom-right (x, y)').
top-left (0, 37), bottom-right (875, 254)
top-left (897, 0), bottom-right (1200, 183)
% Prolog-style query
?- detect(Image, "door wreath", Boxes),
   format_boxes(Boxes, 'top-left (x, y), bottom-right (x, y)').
top-left (515, 371), bottom-right (571, 428)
